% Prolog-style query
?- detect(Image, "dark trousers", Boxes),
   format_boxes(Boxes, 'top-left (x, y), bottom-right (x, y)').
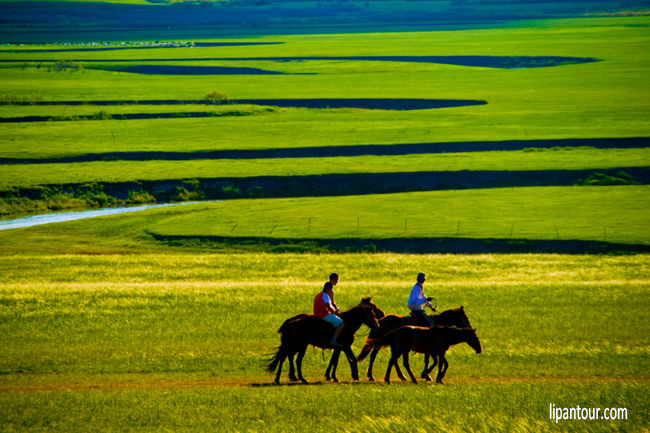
top-left (411, 309), bottom-right (433, 326)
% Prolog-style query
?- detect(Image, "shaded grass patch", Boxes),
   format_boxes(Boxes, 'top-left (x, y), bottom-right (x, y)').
top-left (1, 137), bottom-right (647, 164)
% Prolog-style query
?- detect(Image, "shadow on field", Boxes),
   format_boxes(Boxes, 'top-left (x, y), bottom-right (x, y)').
top-left (5, 167), bottom-right (648, 205)
top-left (0, 56), bottom-right (600, 69)
top-left (149, 233), bottom-right (650, 254)
top-left (0, 99), bottom-right (487, 123)
top-left (2, 137), bottom-right (647, 164)
top-left (251, 381), bottom-right (327, 387)
top-left (0, 111), bottom-right (264, 123)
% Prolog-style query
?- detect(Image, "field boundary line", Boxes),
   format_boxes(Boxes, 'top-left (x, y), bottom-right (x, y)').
top-left (1, 376), bottom-right (648, 393)
top-left (1, 280), bottom-right (649, 290)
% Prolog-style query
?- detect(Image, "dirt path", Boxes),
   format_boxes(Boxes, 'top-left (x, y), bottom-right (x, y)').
top-left (2, 376), bottom-right (648, 393)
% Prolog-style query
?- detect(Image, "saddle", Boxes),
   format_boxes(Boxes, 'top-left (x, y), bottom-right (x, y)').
top-left (409, 310), bottom-right (435, 327)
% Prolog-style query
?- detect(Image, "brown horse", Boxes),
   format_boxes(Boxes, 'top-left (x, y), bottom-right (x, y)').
top-left (323, 299), bottom-right (385, 383)
top-left (383, 325), bottom-right (482, 384)
top-left (267, 297), bottom-right (380, 384)
top-left (357, 306), bottom-right (471, 381)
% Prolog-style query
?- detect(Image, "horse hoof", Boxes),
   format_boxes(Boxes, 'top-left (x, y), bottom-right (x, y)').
top-left (332, 378), bottom-right (340, 384)
top-left (324, 376), bottom-right (331, 381)
top-left (424, 376), bottom-right (432, 382)
top-left (301, 379), bottom-right (308, 384)
top-left (436, 380), bottom-right (444, 385)
top-left (368, 376), bottom-right (375, 382)
top-left (398, 376), bottom-right (407, 382)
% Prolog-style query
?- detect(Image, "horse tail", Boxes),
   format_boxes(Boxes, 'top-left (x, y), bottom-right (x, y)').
top-left (357, 340), bottom-right (373, 362)
top-left (266, 346), bottom-right (284, 373)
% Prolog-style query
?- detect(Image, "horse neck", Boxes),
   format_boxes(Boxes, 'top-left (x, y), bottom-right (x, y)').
top-left (434, 308), bottom-right (463, 326)
top-left (444, 327), bottom-right (472, 347)
top-left (341, 307), bottom-right (366, 334)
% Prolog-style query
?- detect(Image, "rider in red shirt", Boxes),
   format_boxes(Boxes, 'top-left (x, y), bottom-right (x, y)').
top-left (313, 273), bottom-right (344, 348)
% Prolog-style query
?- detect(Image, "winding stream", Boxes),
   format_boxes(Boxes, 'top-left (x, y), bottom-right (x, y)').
top-left (0, 201), bottom-right (215, 231)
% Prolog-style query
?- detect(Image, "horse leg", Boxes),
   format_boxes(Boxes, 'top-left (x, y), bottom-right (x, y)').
top-left (274, 349), bottom-right (288, 384)
top-left (384, 350), bottom-right (399, 385)
top-left (394, 358), bottom-right (408, 382)
top-left (438, 356), bottom-right (450, 384)
top-left (325, 351), bottom-right (333, 381)
top-left (287, 353), bottom-right (299, 382)
top-left (436, 354), bottom-right (448, 384)
top-left (423, 353), bottom-right (438, 381)
top-left (327, 349), bottom-right (341, 383)
top-left (296, 345), bottom-right (309, 384)
top-left (401, 352), bottom-right (418, 384)
top-left (365, 346), bottom-right (381, 381)
top-left (421, 353), bottom-right (430, 380)
top-left (342, 346), bottom-right (359, 381)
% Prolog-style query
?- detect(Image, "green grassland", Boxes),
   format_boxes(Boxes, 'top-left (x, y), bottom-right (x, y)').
top-left (0, 148), bottom-right (647, 187)
top-left (0, 186), bottom-right (647, 255)
top-left (1, 18), bottom-right (650, 160)
top-left (0, 254), bottom-right (648, 432)
top-left (1, 16), bottom-right (649, 432)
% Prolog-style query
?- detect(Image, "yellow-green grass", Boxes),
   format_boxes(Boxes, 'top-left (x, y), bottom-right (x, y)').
top-left (0, 148), bottom-right (647, 188)
top-left (0, 253), bottom-right (648, 432)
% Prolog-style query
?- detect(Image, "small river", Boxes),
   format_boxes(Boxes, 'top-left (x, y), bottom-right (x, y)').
top-left (0, 201), bottom-right (214, 231)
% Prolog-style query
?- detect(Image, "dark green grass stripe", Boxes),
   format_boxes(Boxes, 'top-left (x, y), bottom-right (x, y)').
top-left (5, 168), bottom-right (647, 201)
top-left (0, 98), bottom-right (487, 113)
top-left (0, 56), bottom-right (600, 68)
top-left (1, 137), bottom-right (647, 164)
top-left (149, 233), bottom-right (650, 254)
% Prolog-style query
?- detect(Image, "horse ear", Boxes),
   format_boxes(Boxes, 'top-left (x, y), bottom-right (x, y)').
top-left (361, 297), bottom-right (369, 304)
top-left (460, 305), bottom-right (464, 310)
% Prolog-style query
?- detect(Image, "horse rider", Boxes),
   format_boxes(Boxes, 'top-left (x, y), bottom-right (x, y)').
top-left (314, 278), bottom-right (344, 348)
top-left (407, 272), bottom-right (435, 326)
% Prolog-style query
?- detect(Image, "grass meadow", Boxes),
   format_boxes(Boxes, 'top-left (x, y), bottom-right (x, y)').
top-left (0, 13), bottom-right (649, 433)
top-left (0, 254), bottom-right (648, 432)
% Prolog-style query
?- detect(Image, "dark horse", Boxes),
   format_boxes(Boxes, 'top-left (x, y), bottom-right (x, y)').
top-left (323, 300), bottom-right (385, 383)
top-left (357, 306), bottom-right (471, 381)
top-left (383, 325), bottom-right (482, 384)
top-left (266, 297), bottom-right (380, 384)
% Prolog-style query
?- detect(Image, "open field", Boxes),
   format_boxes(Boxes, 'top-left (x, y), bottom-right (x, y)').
top-left (1, 12), bottom-right (649, 432)
top-left (1, 148), bottom-right (648, 187)
top-left (1, 17), bottom-right (649, 220)
top-left (1, 186), bottom-right (648, 254)
top-left (0, 254), bottom-right (648, 432)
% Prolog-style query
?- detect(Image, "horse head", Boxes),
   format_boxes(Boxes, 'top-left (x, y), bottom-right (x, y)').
top-left (465, 328), bottom-right (482, 354)
top-left (361, 297), bottom-right (385, 320)
top-left (358, 300), bottom-right (381, 334)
